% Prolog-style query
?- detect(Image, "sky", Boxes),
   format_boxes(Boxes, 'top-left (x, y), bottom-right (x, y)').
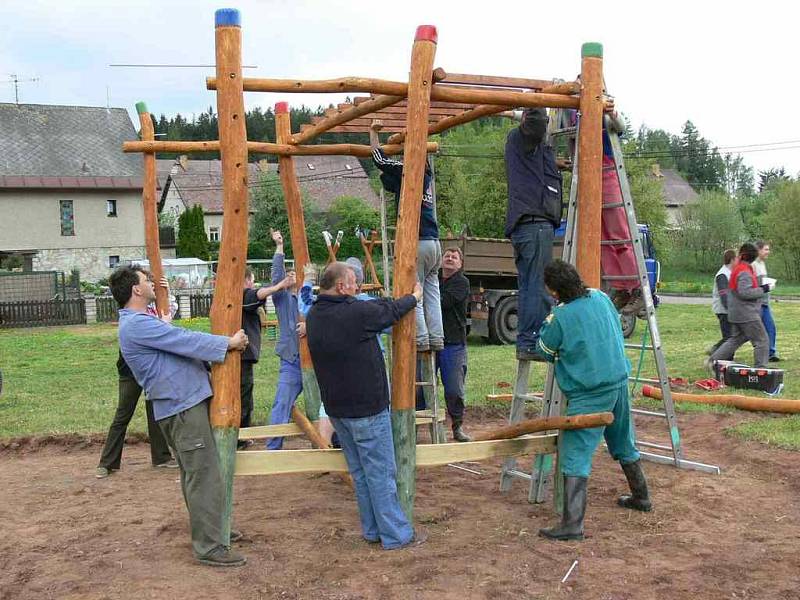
top-left (2, 0), bottom-right (798, 177)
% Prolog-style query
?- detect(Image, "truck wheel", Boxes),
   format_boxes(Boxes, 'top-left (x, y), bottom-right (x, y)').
top-left (489, 296), bottom-right (518, 345)
top-left (621, 312), bottom-right (636, 338)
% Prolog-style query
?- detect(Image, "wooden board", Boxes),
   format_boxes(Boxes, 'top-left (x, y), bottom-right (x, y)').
top-left (235, 434), bottom-right (558, 476)
top-left (239, 414), bottom-right (445, 440)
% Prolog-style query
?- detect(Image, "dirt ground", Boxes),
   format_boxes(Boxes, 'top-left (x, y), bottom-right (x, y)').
top-left (1, 411), bottom-right (799, 600)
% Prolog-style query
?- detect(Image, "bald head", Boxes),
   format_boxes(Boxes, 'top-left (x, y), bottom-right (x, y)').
top-left (319, 261), bottom-right (358, 296)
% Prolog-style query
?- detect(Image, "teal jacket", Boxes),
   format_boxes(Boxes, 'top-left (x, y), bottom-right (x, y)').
top-left (537, 289), bottom-right (629, 398)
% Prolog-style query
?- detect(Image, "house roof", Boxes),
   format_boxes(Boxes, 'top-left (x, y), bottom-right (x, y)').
top-left (0, 103), bottom-right (143, 189)
top-left (165, 156), bottom-right (379, 214)
top-left (652, 167), bottom-right (699, 207)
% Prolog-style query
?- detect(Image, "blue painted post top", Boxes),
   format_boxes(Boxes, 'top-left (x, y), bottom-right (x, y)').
top-left (215, 8), bottom-right (241, 27)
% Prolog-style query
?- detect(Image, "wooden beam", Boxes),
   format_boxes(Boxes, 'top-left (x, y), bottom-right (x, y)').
top-left (207, 76), bottom-right (581, 109)
top-left (291, 94), bottom-right (405, 145)
top-left (235, 434), bottom-right (558, 476)
top-left (208, 7), bottom-right (248, 546)
top-left (275, 103), bottom-right (324, 422)
top-left (472, 413), bottom-right (614, 442)
top-left (441, 73), bottom-right (555, 90)
top-left (135, 102), bottom-right (168, 315)
top-left (575, 43), bottom-right (605, 288)
top-left (239, 414), bottom-right (444, 440)
top-left (387, 104), bottom-right (510, 144)
top-left (390, 25), bottom-right (438, 523)
top-left (124, 140), bottom-right (438, 157)
top-left (642, 385), bottom-right (800, 414)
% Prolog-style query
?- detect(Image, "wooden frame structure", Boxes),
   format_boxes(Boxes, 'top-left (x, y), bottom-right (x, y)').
top-left (123, 8), bottom-right (608, 525)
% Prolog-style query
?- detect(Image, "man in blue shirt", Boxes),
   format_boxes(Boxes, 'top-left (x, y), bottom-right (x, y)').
top-left (536, 260), bottom-right (651, 542)
top-left (265, 230), bottom-right (301, 450)
top-left (111, 265), bottom-right (249, 567)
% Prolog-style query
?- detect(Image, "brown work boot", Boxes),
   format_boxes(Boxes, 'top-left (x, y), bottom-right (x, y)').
top-left (196, 545), bottom-right (247, 567)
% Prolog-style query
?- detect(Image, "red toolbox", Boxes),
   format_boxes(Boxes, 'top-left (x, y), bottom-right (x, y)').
top-left (713, 361), bottom-right (784, 393)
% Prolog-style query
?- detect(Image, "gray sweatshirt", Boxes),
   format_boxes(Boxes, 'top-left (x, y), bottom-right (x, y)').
top-left (728, 268), bottom-right (765, 323)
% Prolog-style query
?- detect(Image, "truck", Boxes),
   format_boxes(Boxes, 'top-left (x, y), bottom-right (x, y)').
top-left (441, 223), bottom-right (660, 344)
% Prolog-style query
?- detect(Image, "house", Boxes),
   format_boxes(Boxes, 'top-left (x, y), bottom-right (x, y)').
top-left (0, 103), bottom-right (144, 281)
top-left (650, 164), bottom-right (699, 225)
top-left (158, 155), bottom-right (379, 242)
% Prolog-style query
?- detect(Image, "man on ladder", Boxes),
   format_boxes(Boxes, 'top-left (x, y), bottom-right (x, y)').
top-left (504, 107), bottom-right (563, 360)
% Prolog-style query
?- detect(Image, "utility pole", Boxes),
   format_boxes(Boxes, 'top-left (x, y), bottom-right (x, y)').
top-left (6, 74), bottom-right (39, 104)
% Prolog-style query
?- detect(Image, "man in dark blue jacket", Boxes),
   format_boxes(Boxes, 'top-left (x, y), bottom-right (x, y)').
top-left (504, 108), bottom-right (562, 360)
top-left (307, 262), bottom-right (425, 550)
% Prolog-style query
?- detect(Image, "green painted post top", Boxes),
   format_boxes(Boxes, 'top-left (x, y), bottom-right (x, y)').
top-left (135, 101), bottom-right (148, 115)
top-left (582, 42), bottom-right (603, 58)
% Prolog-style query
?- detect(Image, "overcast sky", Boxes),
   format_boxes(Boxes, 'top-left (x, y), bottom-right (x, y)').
top-left (2, 0), bottom-right (797, 177)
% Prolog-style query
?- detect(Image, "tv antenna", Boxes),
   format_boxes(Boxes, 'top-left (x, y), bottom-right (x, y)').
top-left (5, 74), bottom-right (40, 104)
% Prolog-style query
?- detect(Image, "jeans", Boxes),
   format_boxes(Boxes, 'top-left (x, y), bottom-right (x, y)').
top-left (437, 343), bottom-right (467, 421)
top-left (98, 375), bottom-right (173, 469)
top-left (416, 240), bottom-right (444, 348)
top-left (266, 358), bottom-right (303, 450)
top-left (561, 383), bottom-right (640, 478)
top-left (511, 221), bottom-right (554, 350)
top-left (761, 304), bottom-right (777, 358)
top-left (330, 410), bottom-right (414, 549)
top-left (240, 361), bottom-right (255, 429)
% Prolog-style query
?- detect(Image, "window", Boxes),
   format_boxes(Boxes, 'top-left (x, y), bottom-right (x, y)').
top-left (107, 199), bottom-right (117, 217)
top-left (209, 227), bottom-right (220, 242)
top-left (344, 164), bottom-right (352, 171)
top-left (306, 163), bottom-right (315, 170)
top-left (60, 200), bottom-right (75, 236)
top-left (108, 255), bottom-right (120, 268)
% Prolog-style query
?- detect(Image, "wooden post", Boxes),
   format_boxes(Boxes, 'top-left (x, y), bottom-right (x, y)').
top-left (274, 102), bottom-right (324, 422)
top-left (208, 8), bottom-right (248, 544)
top-left (575, 42), bottom-right (604, 287)
top-left (135, 101), bottom-right (168, 315)
top-left (390, 25), bottom-right (438, 522)
top-left (471, 413), bottom-right (614, 442)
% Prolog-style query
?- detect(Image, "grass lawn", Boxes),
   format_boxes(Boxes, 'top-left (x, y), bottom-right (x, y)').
top-left (0, 303), bottom-right (798, 448)
top-left (660, 265), bottom-right (800, 296)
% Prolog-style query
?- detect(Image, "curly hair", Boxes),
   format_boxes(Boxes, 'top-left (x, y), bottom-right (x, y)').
top-left (109, 265), bottom-right (147, 308)
top-left (738, 242), bottom-right (758, 263)
top-left (543, 260), bottom-right (589, 304)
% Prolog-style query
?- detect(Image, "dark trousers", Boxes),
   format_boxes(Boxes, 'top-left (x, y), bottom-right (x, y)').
top-left (511, 221), bottom-right (554, 350)
top-left (437, 343), bottom-right (467, 422)
top-left (240, 361), bottom-right (255, 428)
top-left (709, 313), bottom-right (732, 358)
top-left (158, 399), bottom-right (226, 558)
top-left (98, 376), bottom-right (172, 470)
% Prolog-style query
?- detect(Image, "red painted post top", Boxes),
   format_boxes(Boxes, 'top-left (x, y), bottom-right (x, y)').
top-left (275, 101), bottom-right (289, 114)
top-left (415, 25), bottom-right (438, 43)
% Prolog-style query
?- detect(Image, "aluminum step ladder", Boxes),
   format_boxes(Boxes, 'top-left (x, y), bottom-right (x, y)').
top-left (500, 108), bottom-right (719, 506)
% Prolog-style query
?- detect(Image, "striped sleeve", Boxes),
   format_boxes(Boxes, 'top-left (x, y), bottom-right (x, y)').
top-left (537, 311), bottom-right (561, 362)
top-left (372, 146), bottom-right (403, 170)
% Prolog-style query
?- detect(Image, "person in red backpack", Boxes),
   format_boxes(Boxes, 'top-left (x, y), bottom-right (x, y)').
top-left (707, 243), bottom-right (771, 369)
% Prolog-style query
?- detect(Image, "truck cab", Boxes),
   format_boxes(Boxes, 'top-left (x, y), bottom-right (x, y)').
top-left (442, 222), bottom-right (660, 345)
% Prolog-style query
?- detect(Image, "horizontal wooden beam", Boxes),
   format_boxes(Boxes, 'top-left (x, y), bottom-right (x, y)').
top-left (387, 104), bottom-right (510, 144)
top-left (235, 434), bottom-right (558, 476)
top-left (207, 77), bottom-right (581, 109)
top-left (291, 94), bottom-right (404, 145)
top-left (354, 96), bottom-right (478, 111)
top-left (442, 73), bottom-right (555, 90)
top-left (472, 413), bottom-right (614, 442)
top-left (239, 413), bottom-right (443, 440)
top-left (123, 140), bottom-right (439, 157)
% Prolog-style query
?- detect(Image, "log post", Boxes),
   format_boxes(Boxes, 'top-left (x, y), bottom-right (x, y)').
top-left (135, 101), bottom-right (168, 315)
top-left (390, 25), bottom-right (438, 522)
top-left (471, 413), bottom-right (614, 442)
top-left (274, 102), bottom-right (323, 422)
top-left (208, 8), bottom-right (248, 544)
top-left (575, 42), bottom-right (604, 287)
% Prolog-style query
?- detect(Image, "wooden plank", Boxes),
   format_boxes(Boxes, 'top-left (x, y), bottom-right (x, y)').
top-left (125, 140), bottom-right (438, 157)
top-left (235, 434), bottom-right (558, 476)
top-left (442, 73), bottom-right (554, 90)
top-left (239, 414), bottom-right (445, 440)
top-left (292, 94), bottom-right (404, 144)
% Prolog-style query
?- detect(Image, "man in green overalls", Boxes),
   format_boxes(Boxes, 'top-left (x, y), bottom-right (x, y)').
top-left (537, 260), bottom-right (652, 541)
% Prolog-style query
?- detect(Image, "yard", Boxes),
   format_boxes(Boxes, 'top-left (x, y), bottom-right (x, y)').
top-left (1, 302), bottom-right (799, 599)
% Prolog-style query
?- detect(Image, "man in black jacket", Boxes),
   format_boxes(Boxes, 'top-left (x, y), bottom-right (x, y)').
top-left (438, 247), bottom-right (472, 442)
top-left (505, 107), bottom-right (562, 361)
top-left (307, 262), bottom-right (424, 550)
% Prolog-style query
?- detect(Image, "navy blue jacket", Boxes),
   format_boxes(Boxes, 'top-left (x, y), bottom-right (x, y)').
top-left (504, 128), bottom-right (563, 237)
top-left (372, 147), bottom-right (439, 240)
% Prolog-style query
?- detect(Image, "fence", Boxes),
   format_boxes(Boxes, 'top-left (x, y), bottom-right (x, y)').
top-left (190, 293), bottom-right (214, 318)
top-left (96, 297), bottom-right (119, 323)
top-left (0, 299), bottom-right (86, 328)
